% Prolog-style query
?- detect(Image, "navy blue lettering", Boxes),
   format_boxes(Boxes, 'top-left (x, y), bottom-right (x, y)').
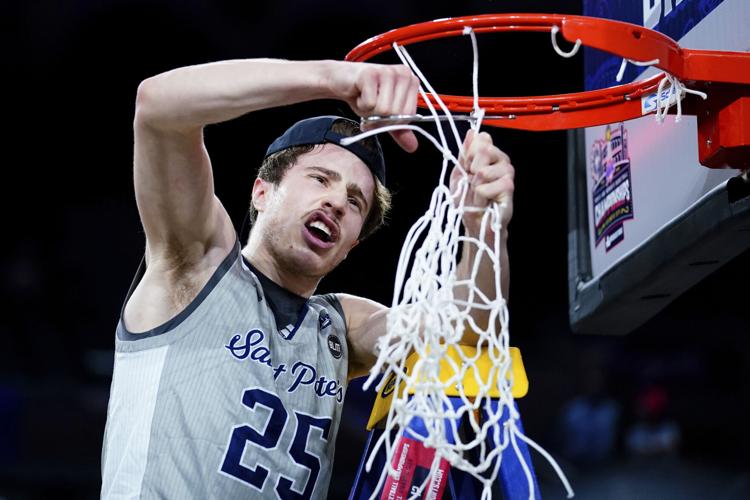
top-left (225, 329), bottom-right (264, 360)
top-left (313, 376), bottom-right (326, 395)
top-left (250, 346), bottom-right (273, 368)
top-left (273, 364), bottom-right (287, 380)
top-left (225, 333), bottom-right (344, 404)
top-left (220, 388), bottom-right (287, 489)
top-left (325, 380), bottom-right (338, 398)
top-left (220, 389), bottom-right (333, 497)
top-left (289, 362), bottom-right (317, 393)
top-left (276, 413), bottom-right (332, 499)
top-left (336, 386), bottom-right (344, 403)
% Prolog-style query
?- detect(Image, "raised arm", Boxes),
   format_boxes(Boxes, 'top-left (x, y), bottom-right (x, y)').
top-left (126, 59), bottom-right (418, 332)
top-left (341, 130), bottom-right (514, 375)
top-left (134, 59), bottom-right (419, 262)
top-left (452, 130), bottom-right (514, 344)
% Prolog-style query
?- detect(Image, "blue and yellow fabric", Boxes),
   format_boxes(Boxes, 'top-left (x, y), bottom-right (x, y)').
top-left (349, 346), bottom-right (540, 500)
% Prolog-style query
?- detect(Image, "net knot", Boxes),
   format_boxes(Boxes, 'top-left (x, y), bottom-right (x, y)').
top-left (655, 73), bottom-right (708, 123)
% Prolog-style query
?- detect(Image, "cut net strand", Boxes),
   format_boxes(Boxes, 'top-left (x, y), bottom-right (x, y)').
top-left (550, 25), bottom-right (582, 58)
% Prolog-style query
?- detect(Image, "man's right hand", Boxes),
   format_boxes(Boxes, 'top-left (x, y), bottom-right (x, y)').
top-left (327, 61), bottom-right (420, 153)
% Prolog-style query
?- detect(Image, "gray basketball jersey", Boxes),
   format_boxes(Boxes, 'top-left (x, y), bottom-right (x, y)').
top-left (101, 241), bottom-right (349, 499)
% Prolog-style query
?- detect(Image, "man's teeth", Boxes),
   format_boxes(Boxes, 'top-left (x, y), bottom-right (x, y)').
top-left (309, 220), bottom-right (332, 238)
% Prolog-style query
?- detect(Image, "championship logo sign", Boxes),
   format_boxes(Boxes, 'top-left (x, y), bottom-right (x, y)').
top-left (591, 123), bottom-right (635, 251)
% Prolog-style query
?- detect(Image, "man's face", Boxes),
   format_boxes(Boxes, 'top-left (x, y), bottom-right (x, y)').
top-left (253, 143), bottom-right (375, 280)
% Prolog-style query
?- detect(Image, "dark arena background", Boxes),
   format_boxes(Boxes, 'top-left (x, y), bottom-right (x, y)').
top-left (5, 1), bottom-right (749, 499)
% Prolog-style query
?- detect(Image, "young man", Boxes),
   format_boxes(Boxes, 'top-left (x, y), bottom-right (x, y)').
top-left (101, 59), bottom-right (514, 499)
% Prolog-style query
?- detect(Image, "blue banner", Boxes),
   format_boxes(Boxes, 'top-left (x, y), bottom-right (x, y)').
top-left (583, 0), bottom-right (726, 90)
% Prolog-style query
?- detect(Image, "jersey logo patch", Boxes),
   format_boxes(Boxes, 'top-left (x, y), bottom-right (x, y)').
top-left (319, 311), bottom-right (331, 330)
top-left (327, 334), bottom-right (342, 359)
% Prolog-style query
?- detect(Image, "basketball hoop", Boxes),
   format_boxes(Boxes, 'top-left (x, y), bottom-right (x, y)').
top-left (343, 13), bottom-right (749, 500)
top-left (346, 13), bottom-right (750, 169)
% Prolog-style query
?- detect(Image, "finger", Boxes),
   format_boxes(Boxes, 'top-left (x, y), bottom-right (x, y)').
top-left (487, 160), bottom-right (515, 183)
top-left (470, 147), bottom-right (490, 179)
top-left (481, 158), bottom-right (515, 187)
top-left (468, 135), bottom-right (495, 176)
top-left (471, 149), bottom-right (508, 180)
top-left (472, 141), bottom-right (509, 178)
top-left (374, 71), bottom-right (396, 117)
top-left (464, 131), bottom-right (492, 171)
top-left (474, 175), bottom-right (515, 204)
top-left (389, 129), bottom-right (419, 153)
top-left (384, 68), bottom-right (420, 152)
top-left (459, 129), bottom-right (476, 168)
top-left (469, 132), bottom-right (493, 155)
top-left (404, 74), bottom-right (419, 115)
top-left (462, 129), bottom-right (476, 151)
top-left (391, 67), bottom-right (415, 114)
top-left (356, 70), bottom-right (378, 117)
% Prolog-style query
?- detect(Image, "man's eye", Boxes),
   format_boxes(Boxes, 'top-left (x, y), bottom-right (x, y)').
top-left (348, 197), bottom-right (361, 210)
top-left (312, 175), bottom-right (326, 184)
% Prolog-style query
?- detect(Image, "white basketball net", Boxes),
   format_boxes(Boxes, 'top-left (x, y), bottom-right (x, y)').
top-left (342, 28), bottom-right (575, 500)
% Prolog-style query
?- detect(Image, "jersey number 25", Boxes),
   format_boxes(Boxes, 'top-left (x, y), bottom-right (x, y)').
top-left (220, 388), bottom-right (332, 499)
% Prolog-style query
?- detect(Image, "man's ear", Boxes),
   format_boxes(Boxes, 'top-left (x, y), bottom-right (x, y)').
top-left (251, 177), bottom-right (271, 214)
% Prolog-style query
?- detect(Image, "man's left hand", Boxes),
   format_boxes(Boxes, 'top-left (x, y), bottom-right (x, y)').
top-left (450, 129), bottom-right (515, 237)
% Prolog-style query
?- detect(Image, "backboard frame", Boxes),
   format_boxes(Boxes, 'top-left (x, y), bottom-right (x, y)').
top-left (567, 128), bottom-right (750, 335)
top-left (567, 0), bottom-right (750, 335)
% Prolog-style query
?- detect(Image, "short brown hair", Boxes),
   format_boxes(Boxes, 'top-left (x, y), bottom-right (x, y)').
top-left (249, 119), bottom-right (391, 239)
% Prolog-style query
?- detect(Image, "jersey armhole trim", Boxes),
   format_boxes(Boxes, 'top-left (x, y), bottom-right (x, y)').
top-left (320, 293), bottom-right (347, 336)
top-left (117, 239), bottom-right (240, 341)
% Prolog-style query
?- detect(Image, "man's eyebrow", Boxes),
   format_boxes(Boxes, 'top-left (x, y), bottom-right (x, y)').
top-left (306, 166), bottom-right (370, 211)
top-left (347, 183), bottom-right (369, 212)
top-left (306, 166), bottom-right (341, 181)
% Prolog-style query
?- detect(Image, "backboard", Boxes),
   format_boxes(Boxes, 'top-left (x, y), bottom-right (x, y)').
top-left (568, 0), bottom-right (750, 334)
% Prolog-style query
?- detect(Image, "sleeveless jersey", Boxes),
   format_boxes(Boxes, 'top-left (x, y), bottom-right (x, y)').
top-left (101, 241), bottom-right (350, 499)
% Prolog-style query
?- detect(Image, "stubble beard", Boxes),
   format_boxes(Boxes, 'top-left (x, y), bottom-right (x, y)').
top-left (261, 216), bottom-right (332, 283)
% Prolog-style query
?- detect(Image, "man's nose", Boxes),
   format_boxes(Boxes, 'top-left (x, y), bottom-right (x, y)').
top-left (321, 186), bottom-right (347, 218)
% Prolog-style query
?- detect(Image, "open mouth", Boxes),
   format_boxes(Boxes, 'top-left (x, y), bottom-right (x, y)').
top-left (303, 212), bottom-right (339, 248)
top-left (306, 220), bottom-right (333, 243)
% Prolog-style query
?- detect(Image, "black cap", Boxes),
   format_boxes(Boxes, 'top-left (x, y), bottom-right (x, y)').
top-left (265, 116), bottom-right (386, 185)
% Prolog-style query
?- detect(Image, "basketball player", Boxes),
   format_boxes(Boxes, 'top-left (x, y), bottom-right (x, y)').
top-left (101, 59), bottom-right (514, 499)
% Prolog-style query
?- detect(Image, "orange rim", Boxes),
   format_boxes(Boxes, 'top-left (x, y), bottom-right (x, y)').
top-left (345, 13), bottom-right (750, 130)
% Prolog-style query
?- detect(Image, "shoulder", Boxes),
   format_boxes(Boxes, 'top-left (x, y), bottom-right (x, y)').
top-left (334, 293), bottom-right (388, 329)
top-left (122, 236), bottom-right (240, 334)
top-left (312, 293), bottom-right (345, 319)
